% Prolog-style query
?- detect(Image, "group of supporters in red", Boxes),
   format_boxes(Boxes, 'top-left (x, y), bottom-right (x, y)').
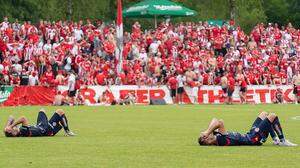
top-left (0, 16), bottom-right (300, 104)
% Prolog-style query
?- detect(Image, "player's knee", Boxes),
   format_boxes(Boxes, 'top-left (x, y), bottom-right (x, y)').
top-left (259, 111), bottom-right (268, 119)
top-left (267, 113), bottom-right (277, 122)
top-left (56, 109), bottom-right (65, 115)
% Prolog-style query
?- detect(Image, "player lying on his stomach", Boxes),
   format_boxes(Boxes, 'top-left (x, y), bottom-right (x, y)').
top-left (198, 111), bottom-right (297, 146)
top-left (3, 109), bottom-right (76, 137)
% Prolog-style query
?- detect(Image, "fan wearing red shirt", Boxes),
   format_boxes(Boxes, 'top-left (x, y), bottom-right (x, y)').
top-left (44, 68), bottom-right (55, 86)
top-left (214, 36), bottom-right (224, 55)
top-left (227, 75), bottom-right (235, 105)
top-left (103, 40), bottom-right (115, 57)
top-left (168, 75), bottom-right (178, 103)
top-left (95, 71), bottom-right (106, 86)
top-left (238, 76), bottom-right (248, 104)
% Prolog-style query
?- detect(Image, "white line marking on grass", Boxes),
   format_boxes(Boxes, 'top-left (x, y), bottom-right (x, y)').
top-left (291, 116), bottom-right (300, 120)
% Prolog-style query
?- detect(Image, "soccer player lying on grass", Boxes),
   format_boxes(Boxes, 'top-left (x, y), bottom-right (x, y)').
top-left (198, 111), bottom-right (297, 146)
top-left (3, 109), bottom-right (76, 137)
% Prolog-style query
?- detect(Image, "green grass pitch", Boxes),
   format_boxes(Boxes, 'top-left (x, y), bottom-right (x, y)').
top-left (0, 104), bottom-right (300, 168)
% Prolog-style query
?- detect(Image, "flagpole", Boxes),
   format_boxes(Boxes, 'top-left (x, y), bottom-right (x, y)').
top-left (116, 0), bottom-right (124, 74)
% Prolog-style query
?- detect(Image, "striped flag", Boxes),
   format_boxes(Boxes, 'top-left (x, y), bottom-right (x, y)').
top-left (116, 0), bottom-right (123, 74)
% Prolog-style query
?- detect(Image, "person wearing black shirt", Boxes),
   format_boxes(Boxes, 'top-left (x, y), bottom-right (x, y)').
top-left (20, 71), bottom-right (29, 85)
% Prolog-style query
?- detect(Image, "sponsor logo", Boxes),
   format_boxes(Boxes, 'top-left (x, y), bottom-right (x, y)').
top-left (126, 5), bottom-right (149, 12)
top-left (0, 90), bottom-right (12, 103)
top-left (185, 12), bottom-right (194, 16)
top-left (154, 5), bottom-right (182, 11)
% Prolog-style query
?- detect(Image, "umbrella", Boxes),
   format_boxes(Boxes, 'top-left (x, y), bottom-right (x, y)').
top-left (123, 0), bottom-right (197, 27)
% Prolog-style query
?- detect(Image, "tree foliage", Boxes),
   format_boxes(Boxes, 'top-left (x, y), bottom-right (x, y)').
top-left (0, 0), bottom-right (298, 32)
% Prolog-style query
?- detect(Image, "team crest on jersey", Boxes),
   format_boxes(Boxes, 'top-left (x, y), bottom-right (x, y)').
top-left (255, 128), bottom-right (260, 132)
top-left (52, 122), bottom-right (57, 126)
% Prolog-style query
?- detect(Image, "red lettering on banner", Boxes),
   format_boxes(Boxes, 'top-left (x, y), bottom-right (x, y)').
top-left (120, 90), bottom-right (135, 94)
top-left (136, 90), bottom-right (148, 104)
top-left (255, 89), bottom-right (269, 103)
top-left (270, 89), bottom-right (276, 102)
top-left (182, 91), bottom-right (192, 104)
top-left (106, 91), bottom-right (115, 103)
top-left (80, 88), bottom-right (96, 104)
top-left (283, 89), bottom-right (292, 102)
top-left (246, 89), bottom-right (255, 103)
top-left (198, 90), bottom-right (207, 103)
top-left (149, 89), bottom-right (165, 99)
top-left (208, 90), bottom-right (224, 103)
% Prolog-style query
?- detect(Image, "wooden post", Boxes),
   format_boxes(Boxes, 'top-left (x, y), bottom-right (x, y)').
top-left (155, 15), bottom-right (157, 28)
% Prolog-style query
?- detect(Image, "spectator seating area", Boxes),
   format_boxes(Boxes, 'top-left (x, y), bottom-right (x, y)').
top-left (0, 17), bottom-right (299, 88)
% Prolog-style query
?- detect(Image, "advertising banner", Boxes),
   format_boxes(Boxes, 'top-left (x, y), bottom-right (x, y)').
top-left (0, 86), bottom-right (14, 103)
top-left (57, 85), bottom-right (295, 105)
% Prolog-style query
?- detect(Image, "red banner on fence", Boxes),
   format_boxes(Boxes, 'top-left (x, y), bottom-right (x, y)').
top-left (3, 86), bottom-right (56, 106)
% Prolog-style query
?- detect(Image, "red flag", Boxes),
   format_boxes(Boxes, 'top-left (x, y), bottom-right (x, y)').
top-left (116, 0), bottom-right (123, 74)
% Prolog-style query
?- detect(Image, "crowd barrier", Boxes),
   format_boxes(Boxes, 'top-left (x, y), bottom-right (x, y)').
top-left (1, 85), bottom-right (294, 106)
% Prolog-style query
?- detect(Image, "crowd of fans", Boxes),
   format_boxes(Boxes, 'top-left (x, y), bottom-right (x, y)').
top-left (0, 17), bottom-right (299, 91)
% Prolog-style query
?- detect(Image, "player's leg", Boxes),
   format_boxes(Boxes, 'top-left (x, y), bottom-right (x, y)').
top-left (251, 111), bottom-right (268, 129)
top-left (267, 113), bottom-right (297, 146)
top-left (49, 109), bottom-right (76, 136)
top-left (251, 112), bottom-right (278, 143)
top-left (36, 109), bottom-right (49, 128)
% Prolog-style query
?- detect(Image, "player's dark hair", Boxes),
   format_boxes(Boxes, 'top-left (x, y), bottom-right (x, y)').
top-left (198, 137), bottom-right (205, 146)
top-left (4, 131), bottom-right (13, 137)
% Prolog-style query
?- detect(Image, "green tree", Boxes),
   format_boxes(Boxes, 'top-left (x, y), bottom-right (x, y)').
top-left (235, 0), bottom-right (267, 32)
top-left (287, 0), bottom-right (300, 27)
top-left (262, 0), bottom-right (289, 26)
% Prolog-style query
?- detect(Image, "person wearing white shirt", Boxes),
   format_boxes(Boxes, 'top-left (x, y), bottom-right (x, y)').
top-left (43, 40), bottom-right (52, 53)
top-left (149, 41), bottom-right (159, 55)
top-left (176, 73), bottom-right (186, 104)
top-left (64, 56), bottom-right (72, 72)
top-left (138, 48), bottom-right (148, 66)
top-left (287, 65), bottom-right (293, 84)
top-left (67, 72), bottom-right (76, 105)
top-left (74, 28), bottom-right (83, 42)
top-left (28, 72), bottom-right (39, 86)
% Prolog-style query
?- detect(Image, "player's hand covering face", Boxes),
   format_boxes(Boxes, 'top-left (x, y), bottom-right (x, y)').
top-left (4, 126), bottom-right (19, 137)
top-left (199, 133), bottom-right (215, 145)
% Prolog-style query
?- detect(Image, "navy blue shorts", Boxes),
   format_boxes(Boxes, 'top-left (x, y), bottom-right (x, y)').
top-left (36, 111), bottom-right (50, 134)
top-left (36, 111), bottom-right (62, 136)
top-left (248, 118), bottom-right (272, 144)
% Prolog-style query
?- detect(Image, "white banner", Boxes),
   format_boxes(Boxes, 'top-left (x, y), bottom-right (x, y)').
top-left (57, 85), bottom-right (295, 105)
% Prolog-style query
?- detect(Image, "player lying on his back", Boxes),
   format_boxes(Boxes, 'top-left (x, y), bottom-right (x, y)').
top-left (3, 109), bottom-right (76, 137)
top-left (198, 111), bottom-right (297, 146)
